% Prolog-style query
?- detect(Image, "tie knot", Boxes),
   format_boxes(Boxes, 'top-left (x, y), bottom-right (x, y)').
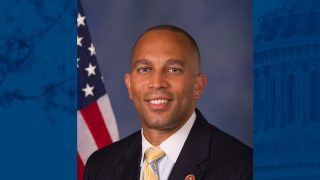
top-left (144, 147), bottom-right (165, 163)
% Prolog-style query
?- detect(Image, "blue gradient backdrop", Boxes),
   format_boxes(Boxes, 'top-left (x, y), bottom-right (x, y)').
top-left (81, 0), bottom-right (253, 147)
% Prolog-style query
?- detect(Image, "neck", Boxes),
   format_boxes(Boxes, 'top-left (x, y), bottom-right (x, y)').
top-left (142, 128), bottom-right (177, 146)
top-left (142, 115), bottom-right (192, 146)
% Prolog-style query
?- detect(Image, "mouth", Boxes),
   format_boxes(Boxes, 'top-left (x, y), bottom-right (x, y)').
top-left (144, 97), bottom-right (172, 111)
top-left (147, 99), bottom-right (168, 104)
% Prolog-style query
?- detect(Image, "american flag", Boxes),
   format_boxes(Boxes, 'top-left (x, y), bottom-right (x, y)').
top-left (77, 2), bottom-right (119, 180)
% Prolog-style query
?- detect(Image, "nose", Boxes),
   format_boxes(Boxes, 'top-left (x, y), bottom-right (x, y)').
top-left (148, 70), bottom-right (168, 89)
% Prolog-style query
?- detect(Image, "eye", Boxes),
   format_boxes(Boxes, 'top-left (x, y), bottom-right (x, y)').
top-left (168, 67), bottom-right (182, 73)
top-left (137, 67), bottom-right (151, 73)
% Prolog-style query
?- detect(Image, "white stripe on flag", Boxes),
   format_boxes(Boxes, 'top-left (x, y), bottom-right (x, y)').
top-left (98, 94), bottom-right (120, 142)
top-left (77, 111), bottom-right (98, 164)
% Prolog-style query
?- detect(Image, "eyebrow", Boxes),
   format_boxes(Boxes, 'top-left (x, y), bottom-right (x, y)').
top-left (133, 59), bottom-right (152, 67)
top-left (166, 59), bottom-right (185, 67)
top-left (133, 58), bottom-right (186, 67)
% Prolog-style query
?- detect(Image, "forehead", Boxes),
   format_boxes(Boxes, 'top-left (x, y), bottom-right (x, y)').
top-left (136, 29), bottom-right (192, 48)
top-left (132, 29), bottom-right (195, 62)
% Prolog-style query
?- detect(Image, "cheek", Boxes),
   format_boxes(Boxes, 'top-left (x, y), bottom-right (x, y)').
top-left (130, 79), bottom-right (147, 99)
top-left (176, 81), bottom-right (196, 101)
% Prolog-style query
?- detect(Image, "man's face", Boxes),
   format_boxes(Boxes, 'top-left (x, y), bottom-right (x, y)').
top-left (125, 29), bottom-right (206, 132)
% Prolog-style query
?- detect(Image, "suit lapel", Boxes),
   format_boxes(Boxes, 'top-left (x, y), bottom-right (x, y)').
top-left (114, 132), bottom-right (142, 180)
top-left (168, 109), bottom-right (212, 180)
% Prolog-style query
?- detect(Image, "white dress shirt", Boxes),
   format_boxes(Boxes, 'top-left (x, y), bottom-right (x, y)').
top-left (139, 111), bottom-right (196, 180)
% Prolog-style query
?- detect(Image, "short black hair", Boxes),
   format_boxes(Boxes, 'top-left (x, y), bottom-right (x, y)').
top-left (132, 25), bottom-right (201, 62)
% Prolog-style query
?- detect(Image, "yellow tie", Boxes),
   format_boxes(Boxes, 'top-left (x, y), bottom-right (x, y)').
top-left (143, 147), bottom-right (165, 180)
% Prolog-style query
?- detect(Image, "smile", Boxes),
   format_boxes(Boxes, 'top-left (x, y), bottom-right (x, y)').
top-left (148, 99), bottom-right (168, 104)
top-left (145, 97), bottom-right (172, 111)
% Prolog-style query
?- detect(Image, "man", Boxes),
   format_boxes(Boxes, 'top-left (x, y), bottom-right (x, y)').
top-left (84, 25), bottom-right (252, 180)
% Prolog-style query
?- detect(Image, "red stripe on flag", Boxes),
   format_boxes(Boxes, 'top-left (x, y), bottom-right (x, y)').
top-left (78, 153), bottom-right (84, 180)
top-left (80, 101), bottom-right (113, 148)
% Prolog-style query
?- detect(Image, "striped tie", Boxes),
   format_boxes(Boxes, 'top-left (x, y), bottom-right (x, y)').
top-left (143, 147), bottom-right (165, 180)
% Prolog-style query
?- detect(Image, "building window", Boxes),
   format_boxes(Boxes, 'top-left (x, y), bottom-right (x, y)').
top-left (287, 74), bottom-right (295, 125)
top-left (310, 71), bottom-right (320, 122)
top-left (270, 78), bottom-right (276, 128)
top-left (254, 72), bottom-right (261, 134)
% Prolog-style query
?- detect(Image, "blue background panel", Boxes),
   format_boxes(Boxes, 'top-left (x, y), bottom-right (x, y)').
top-left (0, 0), bottom-right (77, 179)
top-left (254, 0), bottom-right (320, 179)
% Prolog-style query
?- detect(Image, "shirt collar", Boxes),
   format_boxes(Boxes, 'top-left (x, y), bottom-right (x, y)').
top-left (140, 111), bottom-right (196, 166)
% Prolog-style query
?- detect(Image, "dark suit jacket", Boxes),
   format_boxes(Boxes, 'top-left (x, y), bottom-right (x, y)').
top-left (84, 109), bottom-right (252, 180)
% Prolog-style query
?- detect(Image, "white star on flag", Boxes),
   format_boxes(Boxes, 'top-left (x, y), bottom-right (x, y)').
top-left (85, 63), bottom-right (97, 77)
top-left (77, 13), bottom-right (86, 27)
top-left (82, 83), bottom-right (94, 97)
top-left (77, 58), bottom-right (80, 68)
top-left (88, 43), bottom-right (96, 56)
top-left (77, 35), bottom-right (83, 47)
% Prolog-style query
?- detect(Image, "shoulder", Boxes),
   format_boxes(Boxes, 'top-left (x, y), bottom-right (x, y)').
top-left (86, 130), bottom-right (141, 165)
top-left (195, 109), bottom-right (252, 179)
top-left (84, 131), bottom-right (141, 179)
top-left (209, 123), bottom-right (252, 158)
top-left (195, 109), bottom-right (252, 157)
top-left (208, 125), bottom-right (252, 179)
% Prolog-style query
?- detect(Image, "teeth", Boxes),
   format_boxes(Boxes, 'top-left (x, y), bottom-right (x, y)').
top-left (149, 99), bottom-right (168, 104)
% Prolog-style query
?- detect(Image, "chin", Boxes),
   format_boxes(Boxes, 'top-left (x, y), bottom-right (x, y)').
top-left (144, 118), bottom-right (177, 130)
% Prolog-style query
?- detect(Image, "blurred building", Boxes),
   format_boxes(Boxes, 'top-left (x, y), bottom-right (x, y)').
top-left (254, 0), bottom-right (320, 179)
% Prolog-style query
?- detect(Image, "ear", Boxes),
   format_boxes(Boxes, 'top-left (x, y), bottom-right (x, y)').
top-left (193, 73), bottom-right (207, 99)
top-left (125, 73), bottom-right (133, 100)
